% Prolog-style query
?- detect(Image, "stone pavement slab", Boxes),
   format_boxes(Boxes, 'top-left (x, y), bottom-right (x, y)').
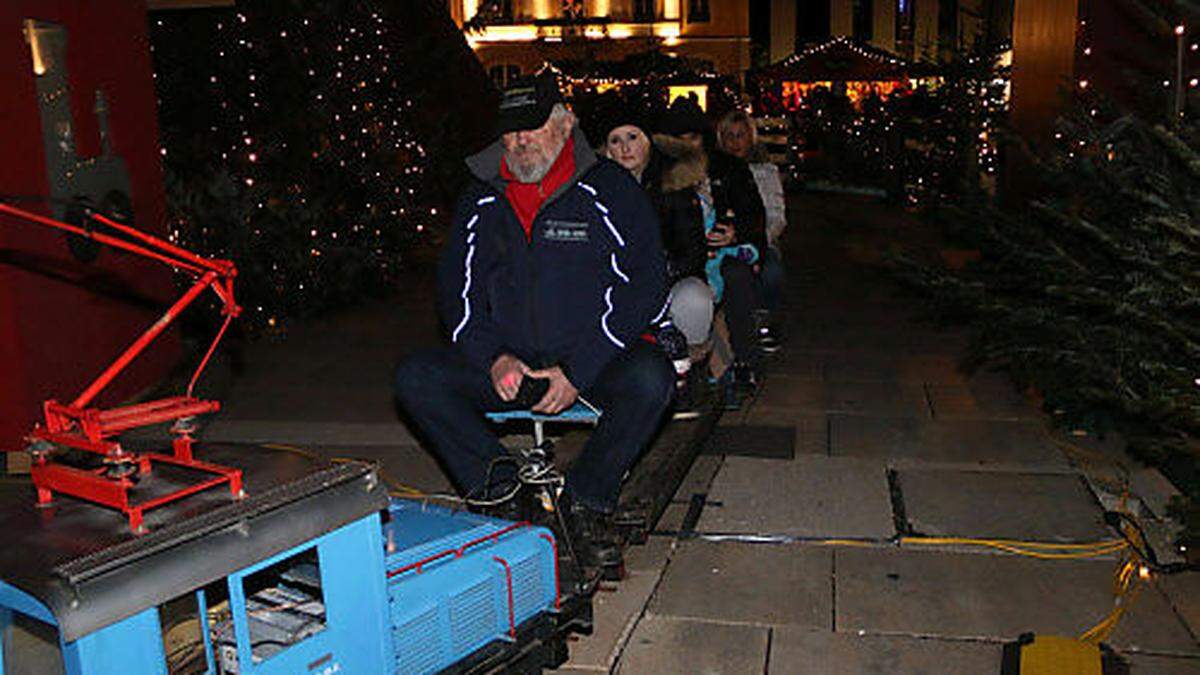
top-left (230, 345), bottom-right (403, 388)
top-left (1126, 654), bottom-right (1200, 674)
top-left (767, 626), bottom-right (1002, 674)
top-left (218, 382), bottom-right (401, 423)
top-left (201, 419), bottom-right (417, 446)
top-left (703, 425), bottom-right (797, 459)
top-left (792, 414), bottom-right (829, 456)
top-left (649, 540), bottom-right (831, 628)
top-left (746, 378), bottom-right (826, 413)
top-left (674, 453), bottom-right (724, 499)
top-left (698, 456), bottom-right (894, 539)
top-left (563, 570), bottom-right (661, 671)
top-left (746, 380), bottom-right (928, 418)
top-left (624, 537), bottom-right (675, 573)
top-left (767, 351), bottom-right (826, 380)
top-left (897, 469), bottom-right (1109, 541)
top-left (616, 616), bottom-right (769, 675)
top-left (825, 382), bottom-right (930, 417)
top-left (829, 415), bottom-right (1069, 469)
top-left (836, 547), bottom-right (1200, 655)
top-left (927, 382), bottom-right (1039, 421)
top-left (823, 353), bottom-right (968, 385)
top-left (1157, 574), bottom-right (1200, 640)
top-left (790, 327), bottom-right (968, 354)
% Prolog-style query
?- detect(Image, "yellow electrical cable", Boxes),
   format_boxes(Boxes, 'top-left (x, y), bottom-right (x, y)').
top-left (258, 442), bottom-right (428, 497)
top-left (900, 536), bottom-right (1128, 559)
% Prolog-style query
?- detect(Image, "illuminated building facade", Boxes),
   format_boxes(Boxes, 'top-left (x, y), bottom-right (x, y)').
top-left (448, 0), bottom-right (751, 85)
top-left (762, 0), bottom-right (1013, 65)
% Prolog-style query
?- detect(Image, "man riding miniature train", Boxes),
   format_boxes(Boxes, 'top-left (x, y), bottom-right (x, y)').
top-left (394, 74), bottom-right (675, 578)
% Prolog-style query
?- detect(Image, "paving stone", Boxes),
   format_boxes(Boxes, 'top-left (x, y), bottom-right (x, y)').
top-left (748, 378), bottom-right (826, 412)
top-left (703, 425), bottom-right (797, 459)
top-left (829, 415), bottom-right (1068, 468)
top-left (616, 615), bottom-right (769, 675)
top-left (768, 352), bottom-right (826, 380)
top-left (926, 382), bottom-right (1039, 421)
top-left (751, 380), bottom-right (928, 416)
top-left (674, 453), bottom-right (724, 499)
top-left (1126, 654), bottom-right (1200, 674)
top-left (897, 469), bottom-right (1109, 541)
top-left (218, 383), bottom-right (401, 423)
top-left (768, 626), bottom-right (1002, 674)
top-left (563, 570), bottom-right (660, 671)
top-left (1157, 573), bottom-right (1200, 640)
top-left (201, 419), bottom-right (417, 446)
top-left (823, 353), bottom-right (968, 385)
top-left (836, 547), bottom-right (1200, 654)
top-left (1129, 468), bottom-right (1184, 520)
top-left (793, 414), bottom-right (829, 456)
top-left (725, 412), bottom-right (826, 459)
top-left (649, 540), bottom-right (831, 627)
top-left (624, 536), bottom-right (675, 573)
top-left (698, 456), bottom-right (894, 539)
top-left (793, 328), bottom-right (969, 355)
top-left (825, 382), bottom-right (930, 417)
top-left (655, 503), bottom-right (689, 533)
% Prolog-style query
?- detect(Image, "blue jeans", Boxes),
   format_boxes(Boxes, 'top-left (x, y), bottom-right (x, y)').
top-left (757, 246), bottom-right (784, 314)
top-left (394, 343), bottom-right (674, 513)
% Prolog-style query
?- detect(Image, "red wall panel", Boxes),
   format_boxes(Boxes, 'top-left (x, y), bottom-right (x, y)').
top-left (0, 1), bottom-right (178, 453)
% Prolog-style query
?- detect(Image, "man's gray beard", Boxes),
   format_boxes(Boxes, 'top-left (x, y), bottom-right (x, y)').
top-left (505, 133), bottom-right (568, 183)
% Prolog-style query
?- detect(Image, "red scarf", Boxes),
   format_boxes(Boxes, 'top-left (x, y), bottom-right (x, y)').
top-left (500, 136), bottom-right (576, 241)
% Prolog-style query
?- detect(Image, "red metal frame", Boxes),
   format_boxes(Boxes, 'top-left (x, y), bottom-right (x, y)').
top-left (492, 556), bottom-right (517, 639)
top-left (385, 521), bottom-right (532, 579)
top-left (0, 201), bottom-right (243, 532)
top-left (538, 533), bottom-right (561, 610)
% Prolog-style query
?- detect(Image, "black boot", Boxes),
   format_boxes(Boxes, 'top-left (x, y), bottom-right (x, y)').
top-left (567, 500), bottom-right (624, 581)
top-left (552, 492), bottom-right (624, 584)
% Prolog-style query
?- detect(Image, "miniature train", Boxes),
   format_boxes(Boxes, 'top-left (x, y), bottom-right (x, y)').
top-left (0, 450), bottom-right (590, 674)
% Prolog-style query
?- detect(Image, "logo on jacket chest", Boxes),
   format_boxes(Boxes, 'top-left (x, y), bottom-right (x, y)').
top-left (542, 219), bottom-right (590, 243)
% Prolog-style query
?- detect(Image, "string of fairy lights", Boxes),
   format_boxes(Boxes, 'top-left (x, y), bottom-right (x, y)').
top-left (755, 36), bottom-right (1009, 205)
top-left (1074, 8), bottom-right (1196, 123)
top-left (152, 6), bottom-right (433, 329)
top-left (772, 35), bottom-right (908, 71)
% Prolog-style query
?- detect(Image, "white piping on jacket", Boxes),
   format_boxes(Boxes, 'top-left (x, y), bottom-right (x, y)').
top-left (609, 252), bottom-right (630, 283)
top-left (600, 286), bottom-right (625, 349)
top-left (451, 210), bottom-right (483, 342)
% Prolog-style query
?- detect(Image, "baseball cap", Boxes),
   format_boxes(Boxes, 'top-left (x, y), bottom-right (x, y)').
top-left (495, 72), bottom-right (564, 136)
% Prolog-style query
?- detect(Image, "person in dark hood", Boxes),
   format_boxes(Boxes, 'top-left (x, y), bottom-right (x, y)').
top-left (597, 105), bottom-right (711, 417)
top-left (653, 97), bottom-right (767, 400)
top-left (394, 74), bottom-right (673, 578)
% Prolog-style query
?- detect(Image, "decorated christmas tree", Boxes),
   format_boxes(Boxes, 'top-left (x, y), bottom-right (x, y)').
top-left (151, 2), bottom-right (439, 331)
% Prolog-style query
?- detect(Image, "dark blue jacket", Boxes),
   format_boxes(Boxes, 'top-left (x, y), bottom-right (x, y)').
top-left (438, 128), bottom-right (668, 391)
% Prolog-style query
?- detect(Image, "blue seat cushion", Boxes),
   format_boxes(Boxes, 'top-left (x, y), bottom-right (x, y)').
top-left (485, 402), bottom-right (600, 424)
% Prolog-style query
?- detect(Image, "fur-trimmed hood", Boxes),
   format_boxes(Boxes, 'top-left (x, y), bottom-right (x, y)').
top-left (652, 134), bottom-right (707, 192)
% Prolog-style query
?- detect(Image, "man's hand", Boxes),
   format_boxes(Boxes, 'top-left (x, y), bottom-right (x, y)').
top-left (706, 223), bottom-right (736, 247)
top-left (527, 366), bottom-right (578, 414)
top-left (490, 354), bottom-right (531, 402)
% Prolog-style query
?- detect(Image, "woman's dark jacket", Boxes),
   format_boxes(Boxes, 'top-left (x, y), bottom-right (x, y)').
top-left (650, 135), bottom-right (768, 265)
top-left (639, 148), bottom-right (707, 282)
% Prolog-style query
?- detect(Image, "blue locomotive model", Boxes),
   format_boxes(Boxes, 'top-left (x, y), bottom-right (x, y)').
top-left (0, 445), bottom-right (589, 674)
